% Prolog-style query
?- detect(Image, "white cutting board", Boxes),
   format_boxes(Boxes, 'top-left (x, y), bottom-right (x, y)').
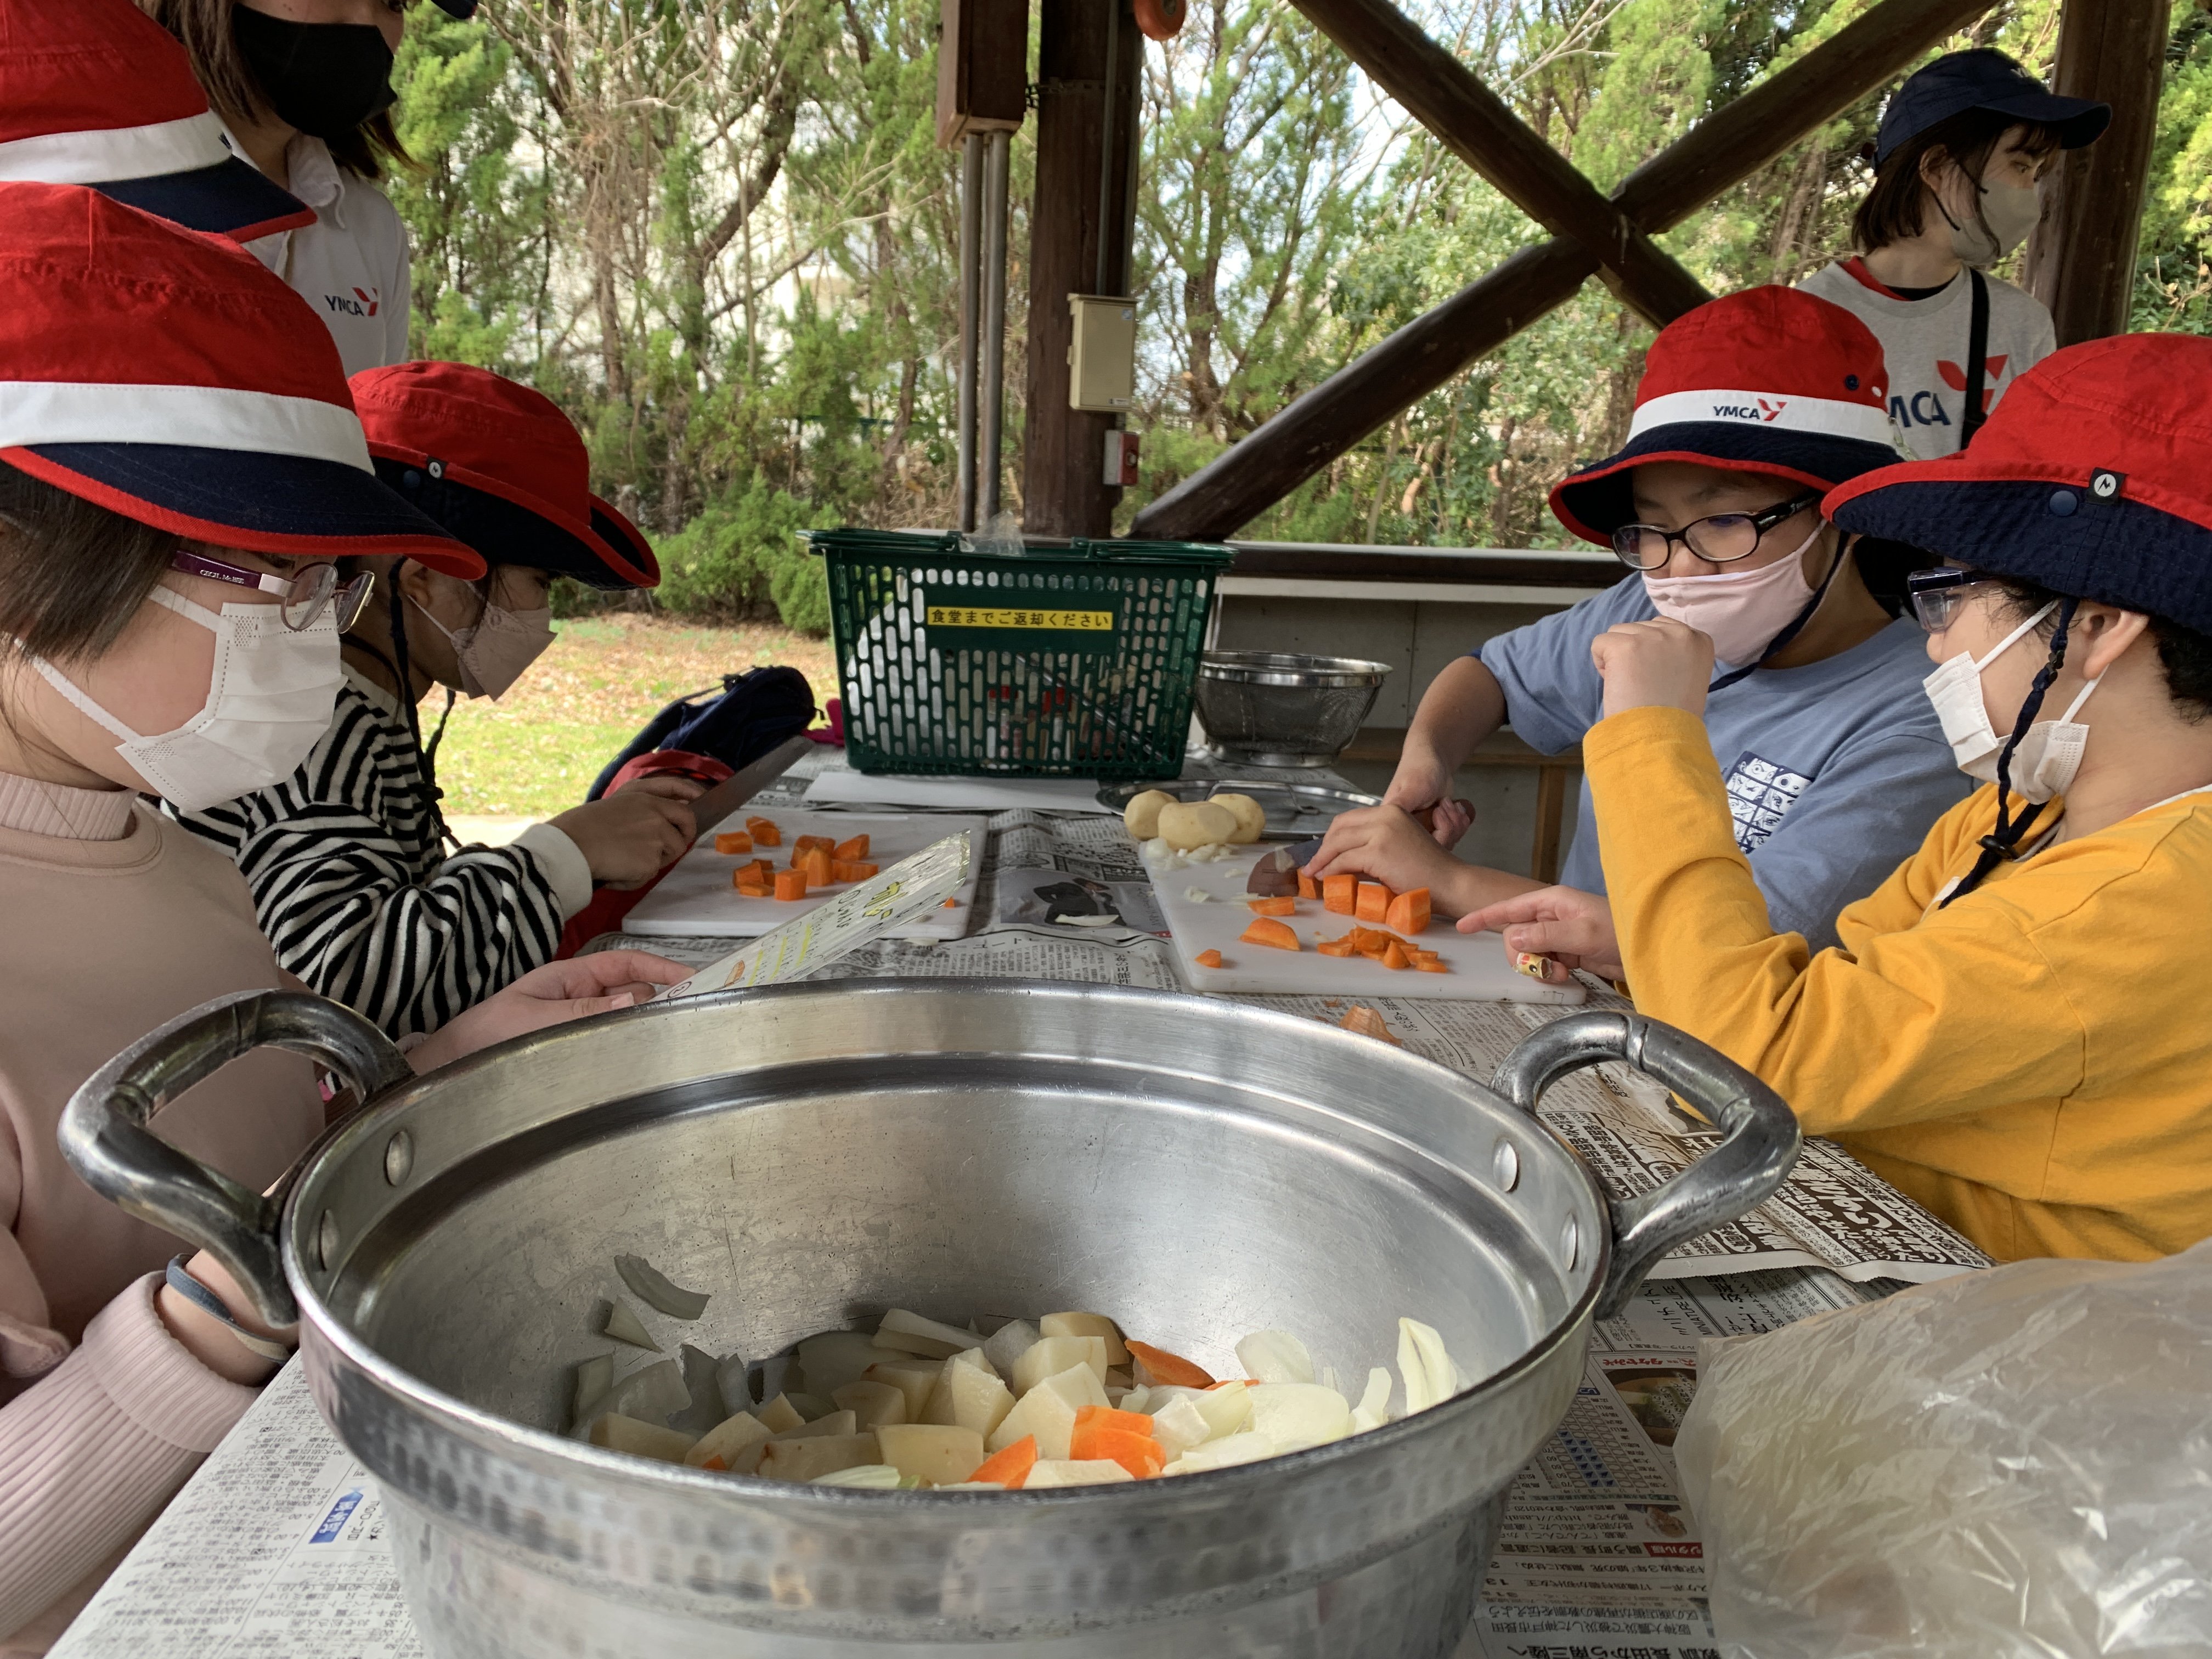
top-left (623, 808), bottom-right (988, 939)
top-left (1149, 846), bottom-right (1586, 1004)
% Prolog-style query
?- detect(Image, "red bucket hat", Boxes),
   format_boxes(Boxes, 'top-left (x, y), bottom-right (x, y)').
top-left (0, 0), bottom-right (313, 241)
top-left (1549, 287), bottom-right (1904, 545)
top-left (350, 362), bottom-right (659, 590)
top-left (0, 183), bottom-right (481, 573)
top-left (1826, 333), bottom-right (2212, 634)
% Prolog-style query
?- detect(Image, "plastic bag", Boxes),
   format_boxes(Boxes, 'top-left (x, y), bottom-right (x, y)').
top-left (1675, 1240), bottom-right (2212, 1658)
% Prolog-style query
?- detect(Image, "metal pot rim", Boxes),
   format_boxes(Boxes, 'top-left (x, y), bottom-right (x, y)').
top-left (1198, 651), bottom-right (1393, 688)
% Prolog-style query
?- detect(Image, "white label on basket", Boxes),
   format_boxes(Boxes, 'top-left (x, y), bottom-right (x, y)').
top-left (653, 832), bottom-right (975, 1000)
top-left (924, 606), bottom-right (1114, 630)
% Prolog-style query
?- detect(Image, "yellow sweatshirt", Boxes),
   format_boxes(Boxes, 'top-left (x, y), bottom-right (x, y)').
top-left (1585, 705), bottom-right (2212, 1263)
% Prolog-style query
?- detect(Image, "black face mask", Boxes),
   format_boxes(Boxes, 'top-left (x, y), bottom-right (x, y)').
top-left (232, 6), bottom-right (397, 142)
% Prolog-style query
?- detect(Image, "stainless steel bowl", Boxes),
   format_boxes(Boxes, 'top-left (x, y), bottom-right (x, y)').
top-left (64, 983), bottom-right (1796, 1658)
top-left (1193, 652), bottom-right (1392, 768)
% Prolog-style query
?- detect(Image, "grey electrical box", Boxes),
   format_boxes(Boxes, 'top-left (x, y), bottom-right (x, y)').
top-left (1067, 295), bottom-right (1136, 411)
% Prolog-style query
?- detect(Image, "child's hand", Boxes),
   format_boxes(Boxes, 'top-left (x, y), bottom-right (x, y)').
top-left (1306, 805), bottom-right (1468, 906)
top-left (1460, 886), bottom-right (1623, 983)
top-left (409, 950), bottom-right (690, 1070)
top-left (1381, 755), bottom-right (1474, 847)
top-left (550, 785), bottom-right (698, 887)
top-left (1591, 618), bottom-right (1714, 720)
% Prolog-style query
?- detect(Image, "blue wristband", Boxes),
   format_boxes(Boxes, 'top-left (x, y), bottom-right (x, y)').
top-left (163, 1254), bottom-right (293, 1362)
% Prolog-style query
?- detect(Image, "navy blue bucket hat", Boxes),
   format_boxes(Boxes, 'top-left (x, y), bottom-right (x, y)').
top-left (1876, 49), bottom-right (2111, 166)
top-left (1825, 334), bottom-right (2212, 635)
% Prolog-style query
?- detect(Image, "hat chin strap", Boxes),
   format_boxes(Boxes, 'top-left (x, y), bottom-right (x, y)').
top-left (1939, 597), bottom-right (2079, 909)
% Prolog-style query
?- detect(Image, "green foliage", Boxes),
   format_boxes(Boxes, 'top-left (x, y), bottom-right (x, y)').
top-left (388, 0), bottom-right (2209, 619)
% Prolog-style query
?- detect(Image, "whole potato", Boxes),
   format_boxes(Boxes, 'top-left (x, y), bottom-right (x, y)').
top-left (1122, 788), bottom-right (1177, 840)
top-left (1156, 800), bottom-right (1238, 850)
top-left (1209, 793), bottom-right (1266, 844)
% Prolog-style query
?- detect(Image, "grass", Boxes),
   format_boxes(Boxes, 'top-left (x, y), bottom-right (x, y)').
top-left (437, 613), bottom-right (837, 818)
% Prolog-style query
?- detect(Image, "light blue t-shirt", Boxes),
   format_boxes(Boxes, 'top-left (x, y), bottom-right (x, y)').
top-left (1478, 575), bottom-right (1971, 951)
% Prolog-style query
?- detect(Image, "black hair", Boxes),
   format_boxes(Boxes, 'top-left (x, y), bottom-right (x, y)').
top-left (1853, 109), bottom-right (2061, 252)
top-left (0, 458), bottom-right (182, 665)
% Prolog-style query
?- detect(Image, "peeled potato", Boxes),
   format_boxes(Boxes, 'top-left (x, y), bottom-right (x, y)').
top-left (1123, 788), bottom-right (1177, 840)
top-left (1157, 800), bottom-right (1238, 850)
top-left (1209, 793), bottom-right (1266, 844)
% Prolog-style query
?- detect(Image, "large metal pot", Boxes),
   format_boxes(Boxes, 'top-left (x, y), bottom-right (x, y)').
top-left (63, 982), bottom-right (1797, 1658)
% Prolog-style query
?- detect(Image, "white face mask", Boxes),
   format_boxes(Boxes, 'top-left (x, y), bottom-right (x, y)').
top-left (1641, 520), bottom-right (1825, 669)
top-left (1921, 600), bottom-right (2098, 803)
top-left (410, 594), bottom-right (554, 700)
top-left (1946, 178), bottom-right (2041, 267)
top-left (30, 587), bottom-right (342, 811)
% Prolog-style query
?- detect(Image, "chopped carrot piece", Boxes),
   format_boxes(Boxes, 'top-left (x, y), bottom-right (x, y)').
top-left (714, 831), bottom-right (753, 855)
top-left (1297, 871), bottom-right (1319, 901)
top-left (1322, 873), bottom-right (1357, 915)
top-left (1194, 949), bottom-right (1223, 969)
top-left (800, 846), bottom-right (833, 886)
top-left (1072, 1404), bottom-right (1156, 1437)
top-left (792, 834), bottom-right (835, 855)
top-left (1340, 1005), bottom-right (1401, 1043)
top-left (832, 860), bottom-right (879, 883)
top-left (1069, 1423), bottom-right (1166, 1480)
top-left (773, 868), bottom-right (807, 900)
top-left (1314, 936), bottom-right (1356, 958)
top-left (941, 896), bottom-right (960, 907)
top-left (1246, 895), bottom-right (1295, 916)
top-left (746, 817), bottom-right (781, 847)
top-left (1239, 917), bottom-right (1299, 951)
top-left (1384, 888), bottom-right (1432, 935)
top-left (1382, 941), bottom-right (1410, 970)
top-left (1355, 881), bottom-right (1393, 923)
top-left (1413, 957), bottom-right (1449, 973)
top-left (737, 882), bottom-right (773, 899)
top-left (1353, 931), bottom-right (1391, 959)
top-left (969, 1435), bottom-right (1038, 1489)
top-left (1127, 1340), bottom-right (1215, 1389)
top-left (699, 1453), bottom-right (728, 1471)
top-left (832, 834), bottom-right (870, 861)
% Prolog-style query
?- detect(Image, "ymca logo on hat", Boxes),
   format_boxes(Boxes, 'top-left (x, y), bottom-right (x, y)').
top-left (1550, 286), bottom-right (1906, 545)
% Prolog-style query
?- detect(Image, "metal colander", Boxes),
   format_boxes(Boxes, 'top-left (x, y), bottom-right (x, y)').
top-left (1192, 651), bottom-right (1392, 767)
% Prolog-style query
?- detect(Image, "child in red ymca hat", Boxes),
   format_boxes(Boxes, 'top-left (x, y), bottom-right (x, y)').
top-left (0, 185), bottom-right (681, 1644)
top-left (1313, 286), bottom-right (1970, 954)
top-left (171, 360), bottom-right (693, 1042)
top-left (1469, 332), bottom-right (2212, 1265)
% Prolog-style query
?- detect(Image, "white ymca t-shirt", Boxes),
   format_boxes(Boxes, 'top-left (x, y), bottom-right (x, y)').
top-left (237, 134), bottom-right (410, 377)
top-left (1800, 258), bottom-right (2056, 460)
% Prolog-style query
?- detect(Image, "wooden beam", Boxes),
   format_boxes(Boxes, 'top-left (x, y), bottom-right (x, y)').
top-left (1288, 0), bottom-right (1706, 328)
top-left (1021, 0), bottom-right (1142, 537)
top-left (1133, 0), bottom-right (2000, 541)
top-left (2025, 0), bottom-right (2171, 345)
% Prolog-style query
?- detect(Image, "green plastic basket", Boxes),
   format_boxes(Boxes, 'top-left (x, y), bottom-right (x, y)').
top-left (809, 528), bottom-right (1234, 778)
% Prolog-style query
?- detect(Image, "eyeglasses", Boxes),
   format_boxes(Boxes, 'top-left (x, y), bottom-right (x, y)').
top-left (1610, 492), bottom-right (1821, 572)
top-left (1905, 566), bottom-right (1995, 634)
top-left (169, 550), bottom-right (376, 632)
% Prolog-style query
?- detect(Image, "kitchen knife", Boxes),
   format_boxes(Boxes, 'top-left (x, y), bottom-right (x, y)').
top-left (1244, 838), bottom-right (1323, 894)
top-left (681, 733), bottom-right (815, 837)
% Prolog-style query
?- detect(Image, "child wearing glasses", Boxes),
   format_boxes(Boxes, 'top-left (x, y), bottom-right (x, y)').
top-left (0, 187), bottom-right (683, 1644)
top-left (1315, 287), bottom-right (1970, 951)
top-left (1470, 334), bottom-right (2212, 1263)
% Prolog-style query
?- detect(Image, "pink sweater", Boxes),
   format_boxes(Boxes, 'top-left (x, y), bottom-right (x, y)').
top-left (0, 772), bottom-right (321, 1650)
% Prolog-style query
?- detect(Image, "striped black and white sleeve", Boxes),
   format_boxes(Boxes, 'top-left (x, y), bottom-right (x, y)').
top-left (173, 684), bottom-right (581, 1041)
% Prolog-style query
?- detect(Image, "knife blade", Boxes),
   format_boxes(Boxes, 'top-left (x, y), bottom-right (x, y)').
top-left (1244, 838), bottom-right (1324, 894)
top-left (681, 733), bottom-right (815, 837)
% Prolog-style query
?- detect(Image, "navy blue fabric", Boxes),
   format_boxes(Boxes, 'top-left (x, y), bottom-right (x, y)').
top-left (1877, 48), bottom-right (2110, 165)
top-left (1830, 479), bottom-right (2212, 635)
top-left (586, 666), bottom-right (817, 800)
top-left (1555, 421), bottom-right (1904, 537)
top-left (92, 160), bottom-right (308, 238)
top-left (25, 443), bottom-right (456, 542)
top-left (373, 458), bottom-right (638, 588)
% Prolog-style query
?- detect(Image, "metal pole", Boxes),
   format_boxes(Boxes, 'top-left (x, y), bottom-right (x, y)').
top-left (955, 132), bottom-right (984, 532)
top-left (979, 127), bottom-right (1011, 526)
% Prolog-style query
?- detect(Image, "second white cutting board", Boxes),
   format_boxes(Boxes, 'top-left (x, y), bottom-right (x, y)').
top-left (1147, 845), bottom-right (1585, 1005)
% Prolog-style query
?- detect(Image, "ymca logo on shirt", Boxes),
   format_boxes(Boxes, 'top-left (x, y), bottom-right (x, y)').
top-left (1891, 356), bottom-right (2008, 433)
top-left (323, 286), bottom-right (380, 318)
top-left (1722, 751), bottom-right (1813, 853)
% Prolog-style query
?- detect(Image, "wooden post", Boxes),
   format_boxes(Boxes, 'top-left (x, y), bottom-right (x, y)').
top-left (1022, 0), bottom-right (1142, 538)
top-left (2025, 0), bottom-right (2171, 346)
top-left (1133, 0), bottom-right (2001, 541)
top-left (1287, 0), bottom-right (1707, 327)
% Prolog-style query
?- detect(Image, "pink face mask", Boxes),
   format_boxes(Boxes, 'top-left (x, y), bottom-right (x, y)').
top-left (1640, 521), bottom-right (1825, 669)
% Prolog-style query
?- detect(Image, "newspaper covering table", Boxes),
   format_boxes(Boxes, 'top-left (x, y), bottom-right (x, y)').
top-left (54, 771), bottom-right (1987, 1658)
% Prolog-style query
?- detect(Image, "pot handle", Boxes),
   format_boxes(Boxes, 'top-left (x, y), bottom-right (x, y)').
top-left (1493, 1010), bottom-right (1801, 1319)
top-left (59, 989), bottom-right (413, 1330)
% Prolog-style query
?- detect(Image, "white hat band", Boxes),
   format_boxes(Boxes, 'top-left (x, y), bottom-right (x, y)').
top-left (0, 111), bottom-right (234, 186)
top-left (1629, 388), bottom-right (1897, 449)
top-left (0, 380), bottom-right (371, 471)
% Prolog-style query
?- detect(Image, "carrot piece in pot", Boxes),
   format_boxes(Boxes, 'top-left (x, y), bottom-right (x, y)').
top-left (969, 1436), bottom-right (1039, 1489)
top-left (1127, 1340), bottom-right (1215, 1388)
